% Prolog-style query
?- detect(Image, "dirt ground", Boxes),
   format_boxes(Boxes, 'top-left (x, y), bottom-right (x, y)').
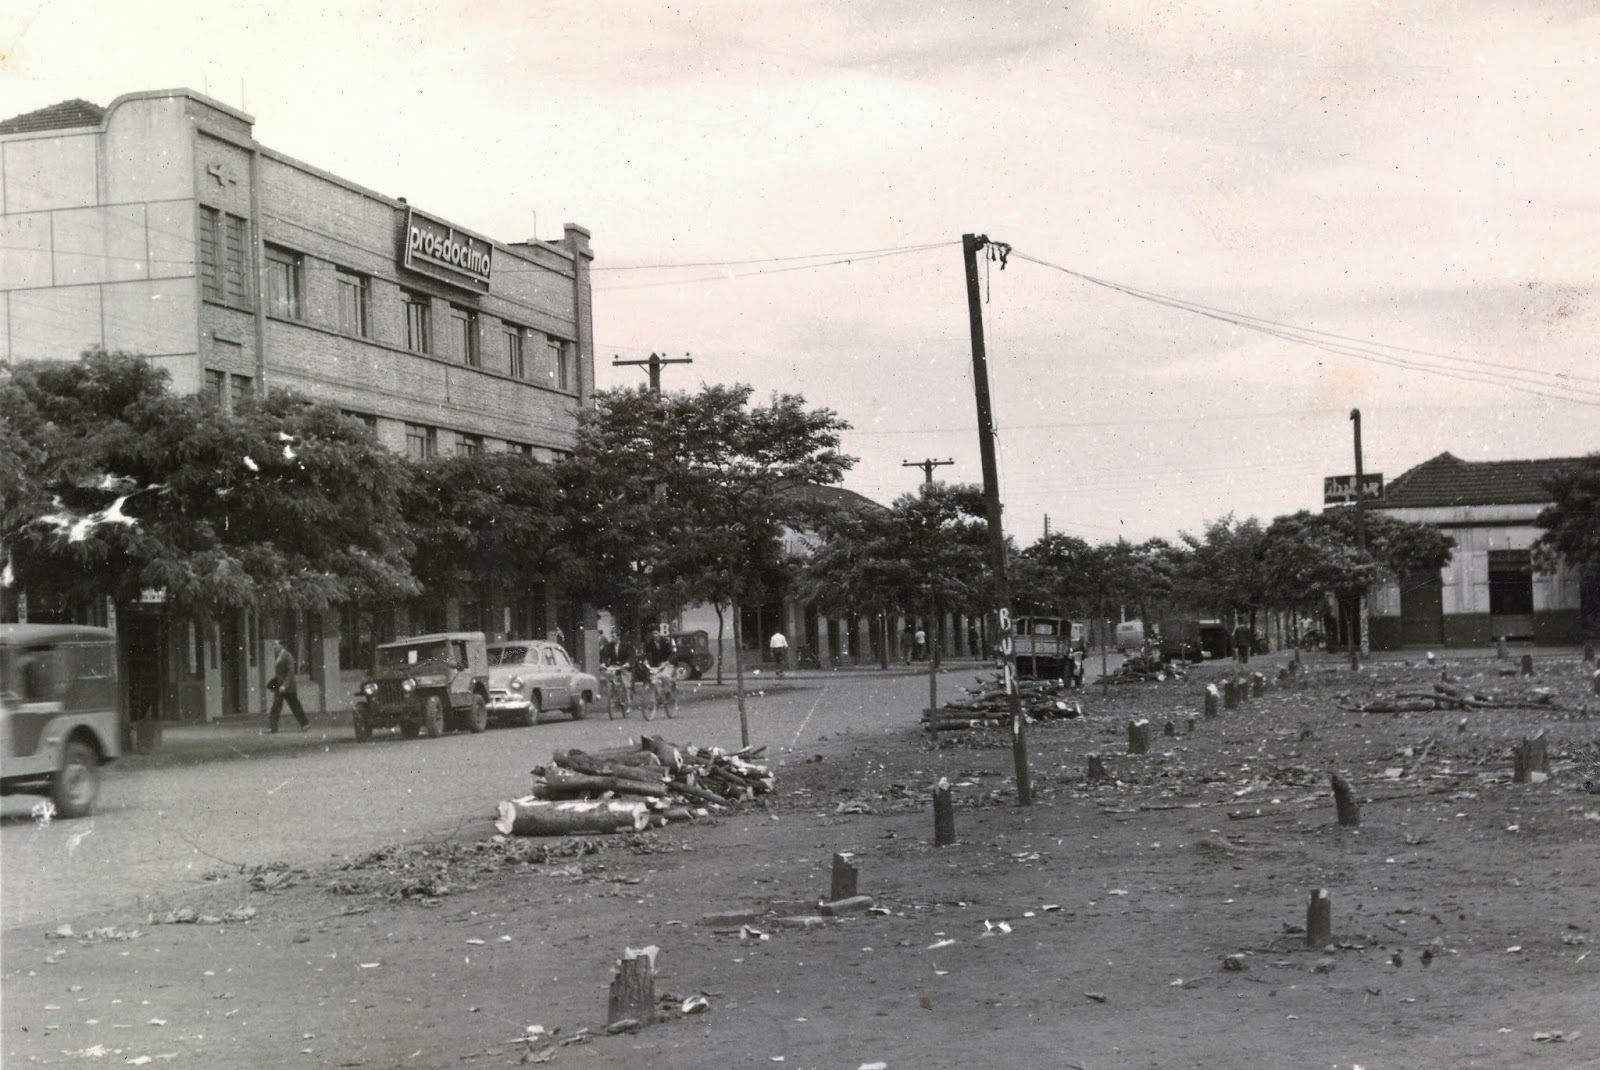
top-left (5, 652), bottom-right (1598, 1070)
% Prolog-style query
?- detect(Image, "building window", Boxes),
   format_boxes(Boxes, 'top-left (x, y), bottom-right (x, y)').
top-left (504, 326), bottom-right (525, 379)
top-left (335, 268), bottom-right (370, 337)
top-left (264, 245), bottom-right (303, 320)
top-left (402, 290), bottom-right (431, 354)
top-left (518, 443), bottom-right (534, 458)
top-left (203, 368), bottom-right (226, 406)
top-left (447, 305), bottom-right (479, 367)
top-left (198, 207), bottom-right (249, 307)
top-left (405, 422), bottom-right (437, 460)
top-left (548, 337), bottom-right (572, 391)
top-left (230, 374), bottom-right (253, 410)
top-left (457, 433), bottom-right (483, 456)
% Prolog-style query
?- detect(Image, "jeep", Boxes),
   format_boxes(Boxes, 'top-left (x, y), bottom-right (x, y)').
top-left (353, 631), bottom-right (490, 741)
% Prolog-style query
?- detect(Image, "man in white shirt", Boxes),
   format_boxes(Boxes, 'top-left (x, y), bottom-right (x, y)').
top-left (769, 630), bottom-right (789, 677)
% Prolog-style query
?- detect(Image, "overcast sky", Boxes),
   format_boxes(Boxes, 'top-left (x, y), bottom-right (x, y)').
top-left (5, 1), bottom-right (1597, 545)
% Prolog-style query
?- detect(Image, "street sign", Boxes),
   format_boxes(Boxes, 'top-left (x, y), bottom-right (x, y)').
top-left (1323, 473), bottom-right (1383, 505)
top-left (139, 587), bottom-right (168, 604)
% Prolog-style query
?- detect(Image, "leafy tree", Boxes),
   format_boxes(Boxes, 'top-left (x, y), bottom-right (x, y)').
top-left (1534, 454), bottom-right (1600, 572)
top-left (1, 350), bottom-right (416, 617)
top-left (801, 483), bottom-right (989, 669)
top-left (1013, 532), bottom-right (1095, 616)
top-left (558, 384), bottom-right (852, 735)
top-left (401, 452), bottom-right (563, 610)
top-left (1177, 514), bottom-right (1267, 622)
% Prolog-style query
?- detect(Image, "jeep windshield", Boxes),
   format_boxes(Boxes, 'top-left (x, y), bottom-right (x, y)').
top-left (377, 641), bottom-right (453, 670)
top-left (487, 645), bottom-right (530, 666)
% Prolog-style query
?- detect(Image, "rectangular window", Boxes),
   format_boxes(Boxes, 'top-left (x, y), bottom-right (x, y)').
top-left (504, 326), bottom-right (525, 379)
top-left (405, 422), bottom-right (437, 461)
top-left (457, 433), bottom-right (482, 456)
top-left (548, 337), bottom-right (572, 391)
top-left (230, 374), bottom-right (253, 410)
top-left (198, 207), bottom-right (249, 307)
top-left (203, 368), bottom-right (226, 406)
top-left (447, 305), bottom-right (479, 367)
top-left (402, 290), bottom-right (431, 354)
top-left (335, 268), bottom-right (370, 337)
top-left (264, 245), bottom-right (303, 320)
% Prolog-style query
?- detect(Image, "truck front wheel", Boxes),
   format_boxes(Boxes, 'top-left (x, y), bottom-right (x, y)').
top-left (421, 694), bottom-right (446, 738)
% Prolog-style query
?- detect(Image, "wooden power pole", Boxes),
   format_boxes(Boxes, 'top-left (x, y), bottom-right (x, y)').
top-left (902, 458), bottom-right (954, 493)
top-left (613, 351), bottom-right (692, 396)
top-left (961, 233), bottom-right (1030, 805)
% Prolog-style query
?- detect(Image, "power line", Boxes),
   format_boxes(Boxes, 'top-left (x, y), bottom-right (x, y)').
top-left (592, 244), bottom-right (952, 293)
top-left (592, 241), bottom-right (957, 272)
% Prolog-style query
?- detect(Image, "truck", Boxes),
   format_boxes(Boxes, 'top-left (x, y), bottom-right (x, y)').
top-left (352, 631), bottom-right (490, 741)
top-left (1012, 616), bottom-right (1086, 680)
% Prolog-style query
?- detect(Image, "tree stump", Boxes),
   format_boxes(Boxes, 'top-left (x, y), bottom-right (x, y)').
top-left (1584, 640), bottom-right (1595, 664)
top-left (1593, 669), bottom-right (1600, 697)
top-left (1186, 715), bottom-right (1198, 735)
top-left (1306, 889), bottom-right (1331, 948)
top-left (607, 946), bottom-right (658, 1027)
top-left (1163, 719), bottom-right (1177, 738)
top-left (1520, 654), bottom-right (1535, 677)
top-left (1087, 753), bottom-right (1108, 782)
top-left (1223, 680), bottom-right (1240, 710)
top-left (1512, 732), bottom-right (1550, 784)
top-left (1250, 672), bottom-right (1266, 697)
top-left (933, 777), bottom-right (956, 846)
top-left (1127, 719), bottom-right (1153, 755)
top-left (1204, 685), bottom-right (1221, 718)
top-left (831, 852), bottom-right (858, 901)
top-left (1330, 773), bottom-right (1360, 827)
top-left (1496, 637), bottom-right (1508, 659)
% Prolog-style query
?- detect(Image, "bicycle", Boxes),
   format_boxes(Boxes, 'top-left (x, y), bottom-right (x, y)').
top-left (603, 666), bottom-right (632, 719)
top-left (643, 665), bottom-right (677, 720)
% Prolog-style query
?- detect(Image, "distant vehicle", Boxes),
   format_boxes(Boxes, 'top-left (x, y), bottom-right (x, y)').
top-left (1114, 620), bottom-right (1147, 653)
top-left (1013, 616), bottom-right (1086, 679)
top-left (485, 639), bottom-right (598, 724)
top-left (353, 632), bottom-right (490, 741)
top-left (0, 624), bottom-right (122, 818)
top-left (666, 630), bottom-right (715, 681)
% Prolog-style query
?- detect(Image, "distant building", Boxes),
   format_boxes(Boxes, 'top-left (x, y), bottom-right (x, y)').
top-left (1366, 452), bottom-right (1594, 648)
top-left (1, 89), bottom-right (595, 721)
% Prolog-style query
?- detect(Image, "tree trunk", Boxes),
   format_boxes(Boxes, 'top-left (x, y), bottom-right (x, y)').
top-left (714, 603), bottom-right (726, 685)
top-left (495, 798), bottom-right (651, 836)
top-left (607, 947), bottom-right (657, 1027)
top-left (731, 599), bottom-right (749, 747)
top-left (538, 765), bottom-right (670, 797)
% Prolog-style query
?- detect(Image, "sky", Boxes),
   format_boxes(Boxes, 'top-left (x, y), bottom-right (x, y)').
top-left (4, 0), bottom-right (1598, 546)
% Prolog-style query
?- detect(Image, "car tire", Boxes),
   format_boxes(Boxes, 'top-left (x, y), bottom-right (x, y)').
top-left (353, 710), bottom-right (373, 742)
top-left (421, 694), bottom-right (446, 738)
top-left (466, 694), bottom-right (488, 734)
top-left (517, 700), bottom-right (537, 728)
top-left (672, 662), bottom-right (692, 682)
top-left (690, 665), bottom-right (705, 680)
top-left (400, 721), bottom-right (421, 739)
top-left (569, 692), bottom-right (590, 720)
top-left (52, 738), bottom-right (99, 819)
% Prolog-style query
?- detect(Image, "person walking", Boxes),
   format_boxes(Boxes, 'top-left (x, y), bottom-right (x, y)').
top-left (267, 641), bottom-right (309, 733)
top-left (1232, 621), bottom-right (1252, 665)
top-left (769, 629), bottom-right (789, 677)
top-left (913, 625), bottom-right (928, 662)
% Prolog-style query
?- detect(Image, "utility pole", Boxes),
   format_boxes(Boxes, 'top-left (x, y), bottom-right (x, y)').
top-left (613, 351), bottom-right (692, 396)
top-left (1350, 408), bottom-right (1367, 672)
top-left (962, 233), bottom-right (1030, 806)
top-left (902, 458), bottom-right (954, 493)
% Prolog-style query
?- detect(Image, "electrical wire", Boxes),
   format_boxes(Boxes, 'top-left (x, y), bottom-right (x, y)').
top-left (592, 244), bottom-right (953, 293)
top-left (592, 241), bottom-right (957, 272)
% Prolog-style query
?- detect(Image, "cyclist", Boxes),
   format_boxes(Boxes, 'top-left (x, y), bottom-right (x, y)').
top-left (642, 632), bottom-right (677, 719)
top-left (600, 629), bottom-right (635, 717)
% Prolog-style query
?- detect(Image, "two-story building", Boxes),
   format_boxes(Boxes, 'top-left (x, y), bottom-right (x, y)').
top-left (1, 89), bottom-right (595, 721)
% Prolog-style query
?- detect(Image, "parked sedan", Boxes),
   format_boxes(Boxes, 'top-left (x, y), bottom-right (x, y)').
top-left (485, 640), bottom-right (598, 725)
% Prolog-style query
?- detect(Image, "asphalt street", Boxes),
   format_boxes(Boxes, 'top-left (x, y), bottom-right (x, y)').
top-left (1, 663), bottom-right (993, 929)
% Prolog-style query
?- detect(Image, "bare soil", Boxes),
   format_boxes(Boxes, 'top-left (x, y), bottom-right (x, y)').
top-left (5, 654), bottom-right (1598, 1070)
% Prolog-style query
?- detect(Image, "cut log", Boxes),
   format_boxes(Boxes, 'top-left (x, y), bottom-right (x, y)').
top-left (1127, 719), bottom-right (1153, 755)
top-left (640, 735), bottom-right (683, 772)
top-left (553, 751), bottom-right (666, 783)
top-left (820, 895), bottom-right (874, 916)
top-left (1306, 889), bottom-right (1331, 948)
top-left (607, 946), bottom-right (658, 1027)
top-left (1330, 773), bottom-right (1360, 827)
top-left (539, 765), bottom-right (671, 797)
top-left (495, 798), bottom-right (651, 836)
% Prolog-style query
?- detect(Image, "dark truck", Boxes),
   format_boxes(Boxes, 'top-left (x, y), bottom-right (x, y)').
top-left (353, 631), bottom-right (490, 741)
top-left (1158, 618), bottom-right (1231, 662)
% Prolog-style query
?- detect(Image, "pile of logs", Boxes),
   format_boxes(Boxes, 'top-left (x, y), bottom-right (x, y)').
top-left (495, 736), bottom-right (774, 837)
top-left (1097, 652), bottom-right (1188, 684)
top-left (921, 675), bottom-right (1083, 732)
top-left (1339, 679), bottom-right (1564, 714)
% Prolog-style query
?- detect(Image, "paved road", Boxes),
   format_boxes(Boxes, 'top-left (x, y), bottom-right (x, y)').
top-left (2, 665), bottom-right (995, 929)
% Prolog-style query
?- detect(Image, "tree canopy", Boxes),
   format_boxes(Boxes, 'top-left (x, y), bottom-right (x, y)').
top-left (1534, 454), bottom-right (1600, 572)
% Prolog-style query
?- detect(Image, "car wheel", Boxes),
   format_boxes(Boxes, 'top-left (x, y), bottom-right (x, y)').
top-left (421, 694), bottom-right (446, 738)
top-left (518, 699), bottom-right (537, 728)
top-left (52, 739), bottom-right (99, 819)
top-left (672, 662), bottom-right (692, 682)
top-left (353, 710), bottom-right (372, 742)
top-left (400, 721), bottom-right (421, 739)
top-left (467, 694), bottom-right (488, 734)
top-left (569, 692), bottom-right (590, 720)
top-left (690, 665), bottom-right (705, 680)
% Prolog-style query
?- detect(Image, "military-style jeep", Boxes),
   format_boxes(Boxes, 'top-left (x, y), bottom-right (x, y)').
top-left (353, 632), bottom-right (490, 741)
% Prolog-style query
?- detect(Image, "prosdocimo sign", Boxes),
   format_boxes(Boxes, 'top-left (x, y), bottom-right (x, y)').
top-left (402, 207), bottom-right (494, 292)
